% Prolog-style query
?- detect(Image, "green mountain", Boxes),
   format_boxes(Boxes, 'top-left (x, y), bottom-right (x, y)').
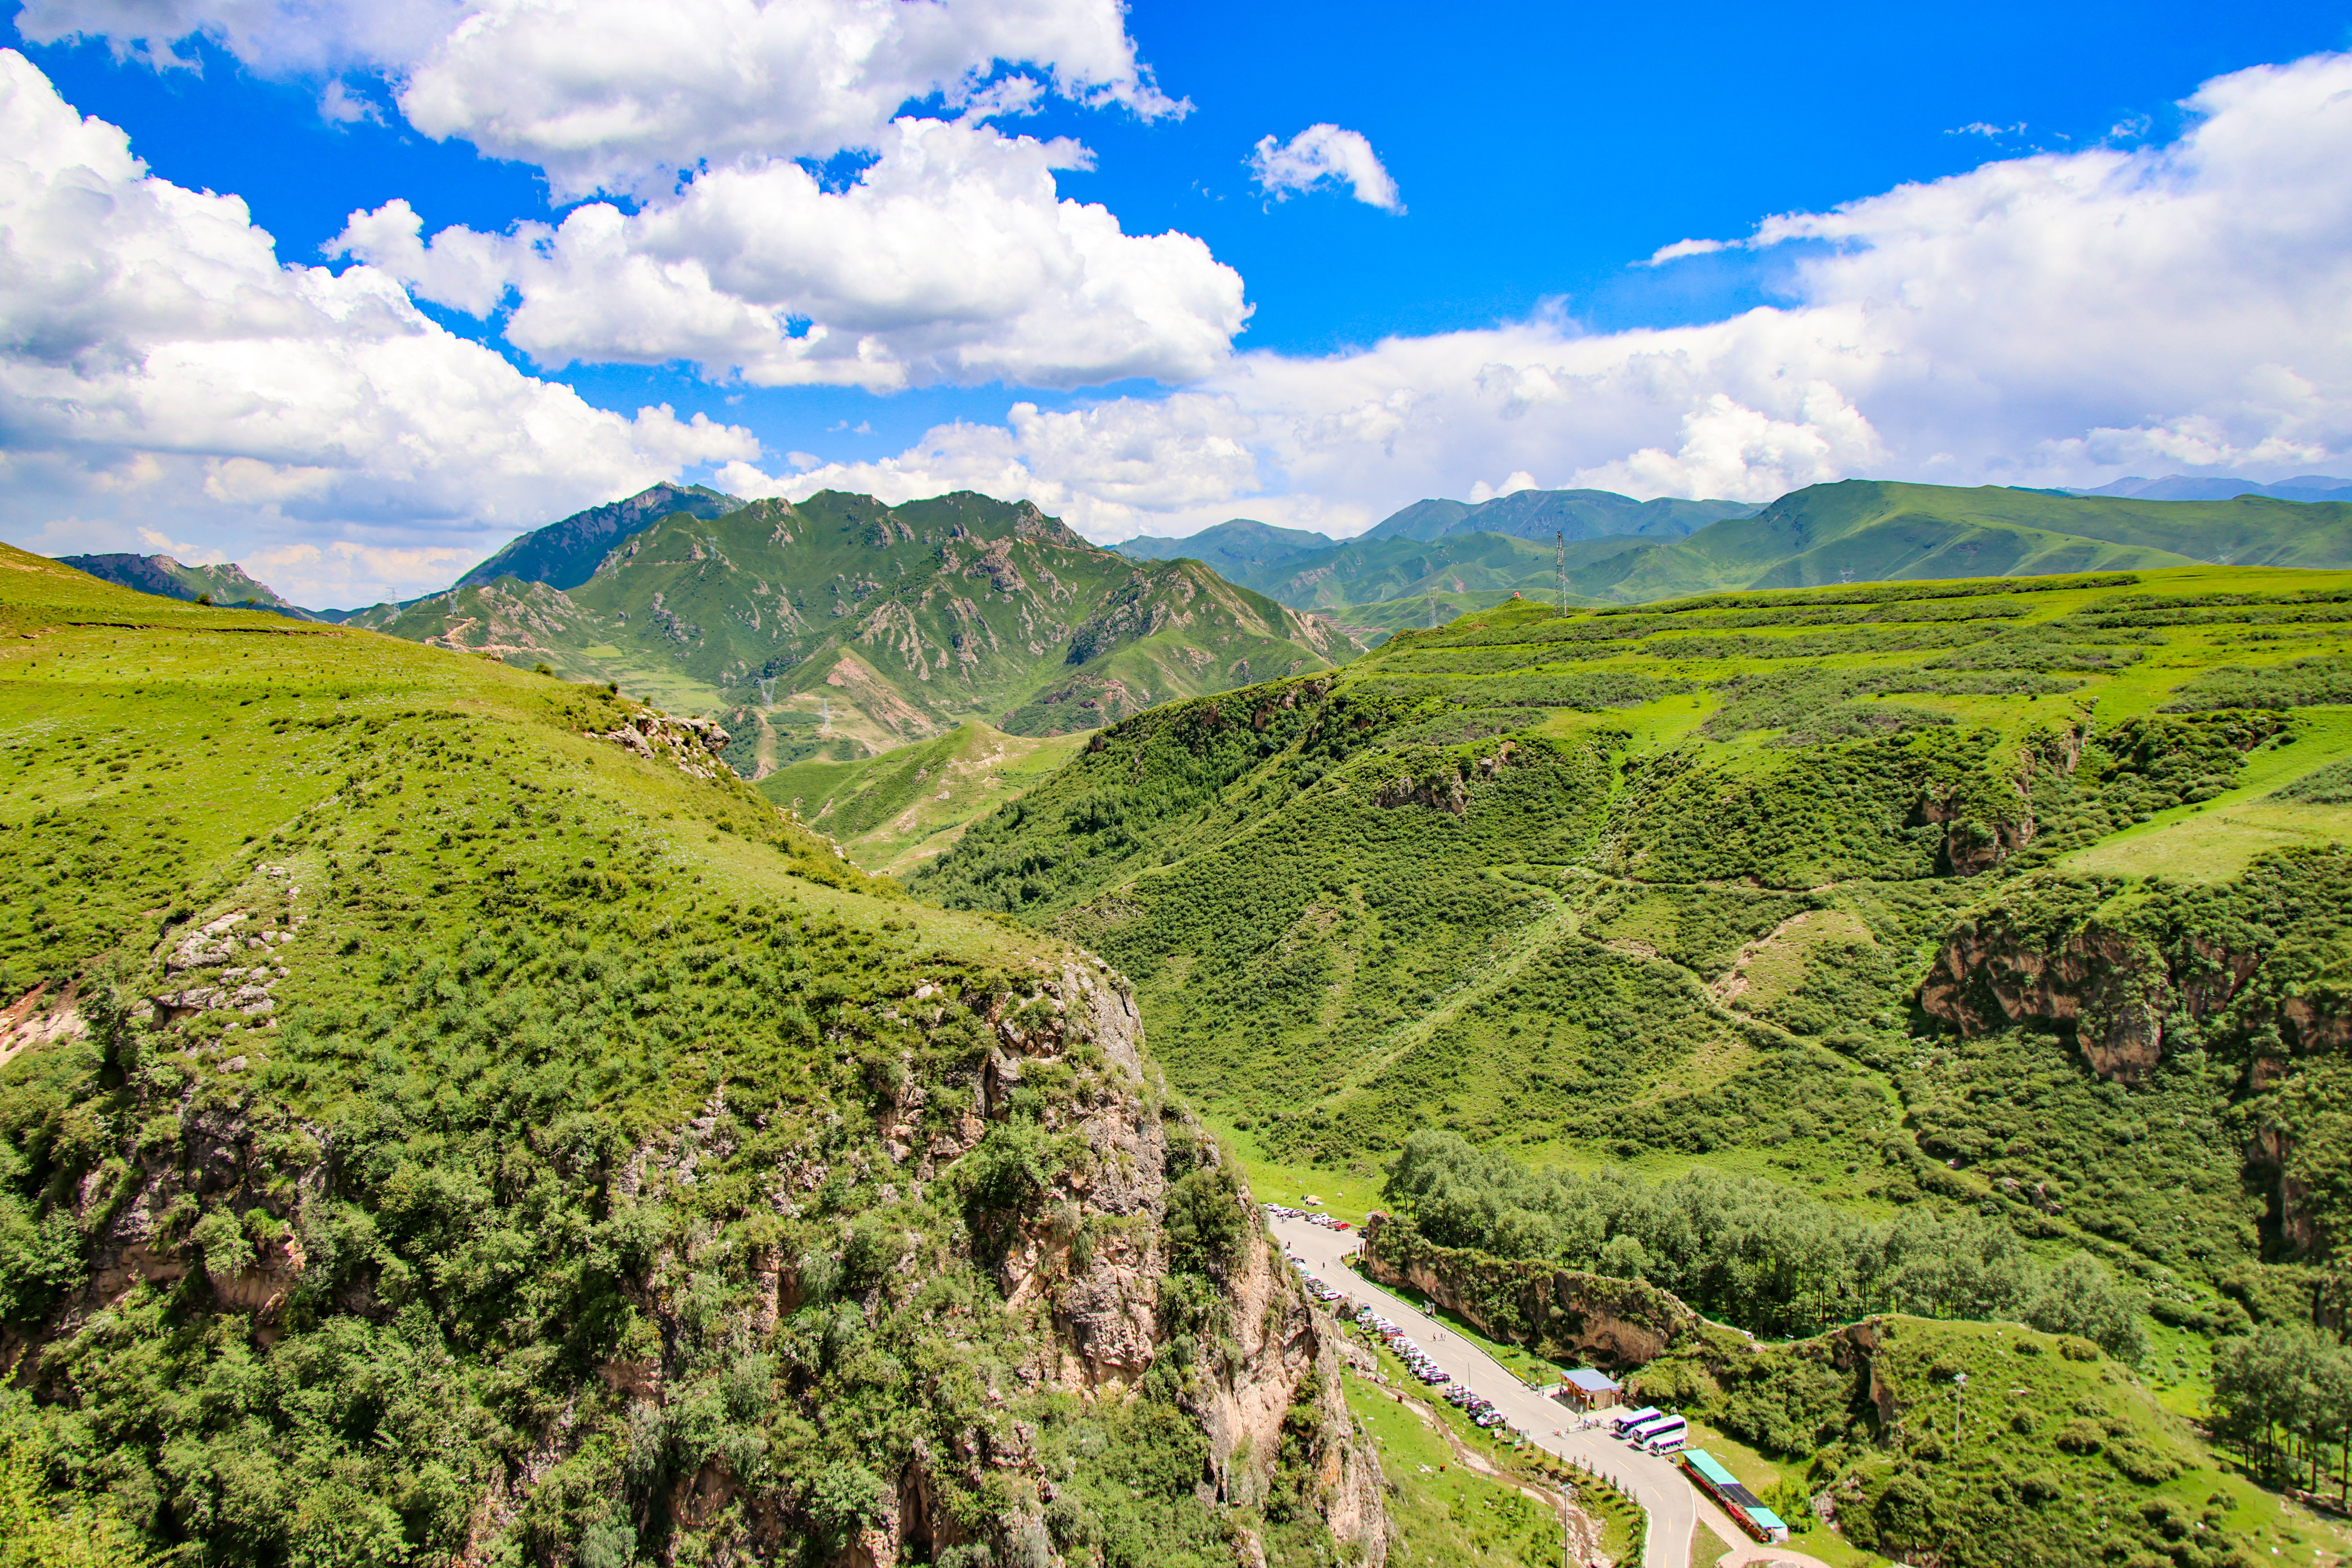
top-left (911, 563), bottom-right (2352, 1559)
top-left (761, 719), bottom-right (1093, 877)
top-left (0, 548), bottom-right (1387, 1567)
top-left (2085, 473), bottom-right (2352, 502)
top-left (346, 490), bottom-right (1357, 769)
top-left (56, 553), bottom-right (315, 619)
top-left (1115, 517), bottom-right (1342, 577)
top-left (1362, 487), bottom-right (1761, 544)
top-left (455, 480), bottom-right (741, 590)
top-left (1580, 480), bottom-right (2352, 602)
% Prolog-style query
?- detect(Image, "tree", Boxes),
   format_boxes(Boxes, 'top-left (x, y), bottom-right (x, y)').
top-left (2024, 1252), bottom-right (2148, 1364)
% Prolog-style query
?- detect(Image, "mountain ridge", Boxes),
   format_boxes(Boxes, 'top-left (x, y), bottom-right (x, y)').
top-left (342, 490), bottom-right (1356, 768)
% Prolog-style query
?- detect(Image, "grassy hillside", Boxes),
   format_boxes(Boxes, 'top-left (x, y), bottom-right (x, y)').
top-left (346, 490), bottom-right (1355, 764)
top-left (759, 720), bottom-right (1093, 876)
top-left (0, 550), bottom-right (1384, 1567)
top-left (906, 560), bottom-right (2352, 1561)
top-left (914, 571), bottom-right (2350, 1388)
top-left (1115, 483), bottom-right (2352, 659)
top-left (1594, 481), bottom-right (2352, 602)
top-left (1634, 1313), bottom-right (2319, 1568)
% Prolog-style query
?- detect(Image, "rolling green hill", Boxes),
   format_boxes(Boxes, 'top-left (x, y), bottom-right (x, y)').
top-left (1117, 482), bottom-right (2352, 653)
top-left (906, 561), bottom-right (2352, 1558)
top-left (910, 564), bottom-right (2352, 1556)
top-left (345, 490), bottom-right (1356, 768)
top-left (1113, 517), bottom-right (1343, 577)
top-left (1563, 480), bottom-right (2352, 602)
top-left (0, 550), bottom-right (1385, 1567)
top-left (1361, 488), bottom-right (1759, 544)
top-left (760, 720), bottom-right (1092, 876)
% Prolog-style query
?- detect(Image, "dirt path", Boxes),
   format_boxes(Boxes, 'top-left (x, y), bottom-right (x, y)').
top-left (1317, 879), bottom-right (1582, 1104)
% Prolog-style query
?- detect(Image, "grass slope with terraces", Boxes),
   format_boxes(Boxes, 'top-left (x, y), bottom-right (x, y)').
top-left (0, 549), bottom-right (1382, 1568)
top-left (914, 564), bottom-right (2352, 1561)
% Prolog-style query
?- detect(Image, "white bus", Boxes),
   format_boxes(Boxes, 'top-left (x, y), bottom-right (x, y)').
top-left (1622, 1413), bottom-right (1683, 1445)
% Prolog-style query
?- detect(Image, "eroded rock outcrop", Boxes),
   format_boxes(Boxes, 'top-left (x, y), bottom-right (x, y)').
top-left (599, 712), bottom-right (737, 781)
top-left (1360, 1213), bottom-right (1700, 1369)
top-left (47, 925), bottom-right (1386, 1568)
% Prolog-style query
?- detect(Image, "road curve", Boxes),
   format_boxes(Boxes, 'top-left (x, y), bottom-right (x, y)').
top-left (1271, 1214), bottom-right (1793, 1568)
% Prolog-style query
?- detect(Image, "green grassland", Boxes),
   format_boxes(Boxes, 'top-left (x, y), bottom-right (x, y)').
top-left (0, 549), bottom-right (1377, 1567)
top-left (758, 720), bottom-right (1093, 875)
top-left (913, 563), bottom-right (2352, 1553)
top-left (346, 491), bottom-right (1353, 764)
top-left (1339, 1372), bottom-right (1563, 1568)
top-left (1635, 1315), bottom-right (2346, 1568)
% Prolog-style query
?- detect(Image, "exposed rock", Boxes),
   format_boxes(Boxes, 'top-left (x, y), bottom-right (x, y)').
top-left (598, 712), bottom-right (738, 782)
top-left (1360, 1214), bottom-right (1700, 1370)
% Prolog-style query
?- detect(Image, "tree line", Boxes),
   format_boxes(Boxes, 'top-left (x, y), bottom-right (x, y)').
top-left (2212, 1326), bottom-right (2352, 1506)
top-left (1384, 1130), bottom-right (2148, 1356)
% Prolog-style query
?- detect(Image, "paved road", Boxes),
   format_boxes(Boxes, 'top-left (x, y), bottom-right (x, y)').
top-left (1272, 1214), bottom-right (1797, 1568)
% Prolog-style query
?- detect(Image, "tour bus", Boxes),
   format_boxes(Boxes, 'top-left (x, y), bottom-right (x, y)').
top-left (1642, 1419), bottom-right (1689, 1454)
top-left (1622, 1412), bottom-right (1683, 1446)
top-left (1609, 1406), bottom-right (1663, 1436)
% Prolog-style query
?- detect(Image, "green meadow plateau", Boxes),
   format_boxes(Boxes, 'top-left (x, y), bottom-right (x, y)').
top-left (12, 477), bottom-right (2352, 1568)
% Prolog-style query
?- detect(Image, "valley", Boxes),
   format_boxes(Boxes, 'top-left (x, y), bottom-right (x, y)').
top-left (14, 484), bottom-right (2352, 1568)
top-left (0, 549), bottom-right (1384, 1568)
top-left (915, 563), bottom-right (2352, 1565)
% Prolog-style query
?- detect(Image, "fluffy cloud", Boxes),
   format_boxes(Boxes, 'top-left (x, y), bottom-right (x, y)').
top-left (716, 391), bottom-right (1261, 535)
top-left (797, 49), bottom-right (2352, 541)
top-left (1247, 124), bottom-right (1404, 212)
top-left (336, 117), bottom-right (1248, 390)
top-left (0, 51), bottom-right (755, 602)
top-left (18, 0), bottom-right (1182, 197)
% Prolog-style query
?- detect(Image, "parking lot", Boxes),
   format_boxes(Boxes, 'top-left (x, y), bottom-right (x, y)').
top-left (1267, 1212), bottom-right (1804, 1568)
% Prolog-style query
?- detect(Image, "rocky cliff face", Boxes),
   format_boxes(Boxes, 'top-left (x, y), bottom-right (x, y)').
top-left (1918, 878), bottom-right (2345, 1084)
top-left (1919, 920), bottom-right (2175, 1080)
top-left (1918, 854), bottom-right (2352, 1264)
top-left (1359, 1214), bottom-right (1698, 1370)
top-left (41, 920), bottom-right (1384, 1568)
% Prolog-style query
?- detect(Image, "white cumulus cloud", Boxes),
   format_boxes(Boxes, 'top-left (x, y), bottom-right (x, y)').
top-left (335, 117), bottom-right (1249, 390)
top-left (0, 51), bottom-right (756, 603)
top-left (18, 0), bottom-right (1184, 197)
top-left (802, 48), bottom-right (2352, 542)
top-left (1248, 124), bottom-right (1404, 212)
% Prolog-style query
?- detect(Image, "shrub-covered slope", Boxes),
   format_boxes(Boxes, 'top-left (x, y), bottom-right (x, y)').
top-left (914, 567), bottom-right (2352, 1367)
top-left (347, 491), bottom-right (1355, 762)
top-left (759, 721), bottom-right (1092, 877)
top-left (0, 549), bottom-right (1386, 1568)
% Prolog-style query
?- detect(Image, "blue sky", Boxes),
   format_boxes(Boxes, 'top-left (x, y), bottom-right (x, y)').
top-left (5, 0), bottom-right (2352, 601)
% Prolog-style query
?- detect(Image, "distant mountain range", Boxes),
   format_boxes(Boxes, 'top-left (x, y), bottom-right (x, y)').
top-left (54, 553), bottom-right (318, 619)
top-left (56, 470), bottom-right (2352, 712)
top-left (2074, 473), bottom-right (2352, 503)
top-left (1117, 479), bottom-right (2352, 639)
